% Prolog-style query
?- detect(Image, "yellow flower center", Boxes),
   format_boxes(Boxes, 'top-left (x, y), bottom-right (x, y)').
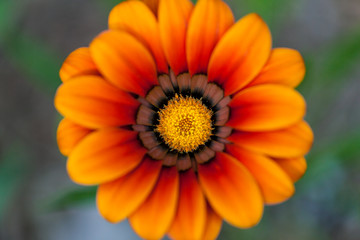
top-left (156, 94), bottom-right (213, 153)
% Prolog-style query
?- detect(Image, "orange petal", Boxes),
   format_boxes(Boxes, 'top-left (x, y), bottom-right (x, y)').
top-left (208, 13), bottom-right (272, 96)
top-left (186, 0), bottom-right (234, 75)
top-left (54, 75), bottom-right (139, 129)
top-left (201, 204), bottom-right (223, 240)
top-left (228, 120), bottom-right (314, 158)
top-left (90, 30), bottom-right (157, 96)
top-left (247, 48), bottom-right (305, 88)
top-left (143, 0), bottom-right (159, 16)
top-left (59, 47), bottom-right (99, 82)
top-left (129, 167), bottom-right (179, 240)
top-left (67, 128), bottom-right (146, 185)
top-left (158, 0), bottom-right (194, 75)
top-left (57, 118), bottom-right (92, 156)
top-left (228, 84), bottom-right (306, 131)
top-left (226, 145), bottom-right (295, 205)
top-left (97, 157), bottom-right (162, 223)
top-left (168, 170), bottom-right (206, 240)
top-left (275, 157), bottom-right (307, 182)
top-left (198, 152), bottom-right (263, 228)
top-left (109, 1), bottom-right (168, 74)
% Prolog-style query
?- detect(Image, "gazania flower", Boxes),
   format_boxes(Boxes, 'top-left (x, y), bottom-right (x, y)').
top-left (55, 0), bottom-right (313, 239)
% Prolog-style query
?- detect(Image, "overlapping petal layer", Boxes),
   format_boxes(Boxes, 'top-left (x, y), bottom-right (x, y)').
top-left (143, 0), bottom-right (159, 16)
top-left (59, 47), bottom-right (99, 82)
top-left (226, 145), bottom-right (294, 204)
top-left (168, 170), bottom-right (206, 240)
top-left (228, 121), bottom-right (313, 158)
top-left (109, 1), bottom-right (168, 73)
top-left (248, 48), bottom-right (305, 88)
top-left (186, 0), bottom-right (234, 75)
top-left (90, 30), bottom-right (158, 96)
top-left (158, 0), bottom-right (194, 75)
top-left (57, 118), bottom-right (92, 156)
top-left (129, 167), bottom-right (179, 239)
top-left (208, 13), bottom-right (272, 95)
top-left (67, 128), bottom-right (146, 185)
top-left (276, 157), bottom-right (307, 182)
top-left (228, 84), bottom-right (306, 131)
top-left (55, 75), bottom-right (139, 129)
top-left (198, 152), bottom-right (263, 228)
top-left (97, 157), bottom-right (162, 223)
top-left (201, 203), bottom-right (223, 240)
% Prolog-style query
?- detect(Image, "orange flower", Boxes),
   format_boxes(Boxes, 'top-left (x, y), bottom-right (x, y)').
top-left (55, 0), bottom-right (313, 239)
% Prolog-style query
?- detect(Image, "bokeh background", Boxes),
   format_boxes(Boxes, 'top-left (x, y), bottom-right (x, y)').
top-left (1, 0), bottom-right (360, 239)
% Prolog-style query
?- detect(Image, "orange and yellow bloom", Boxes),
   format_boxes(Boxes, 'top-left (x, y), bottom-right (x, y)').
top-left (55, 0), bottom-right (313, 239)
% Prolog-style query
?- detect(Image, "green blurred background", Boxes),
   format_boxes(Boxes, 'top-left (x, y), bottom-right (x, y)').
top-left (0, 0), bottom-right (359, 239)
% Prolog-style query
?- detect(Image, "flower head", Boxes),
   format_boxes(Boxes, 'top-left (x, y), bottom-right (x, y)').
top-left (55, 0), bottom-right (313, 239)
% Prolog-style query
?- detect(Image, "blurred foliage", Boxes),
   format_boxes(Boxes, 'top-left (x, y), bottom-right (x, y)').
top-left (0, 144), bottom-right (27, 219)
top-left (43, 187), bottom-right (97, 212)
top-left (97, 0), bottom-right (126, 9)
top-left (3, 34), bottom-right (62, 94)
top-left (300, 29), bottom-right (360, 91)
top-left (241, 0), bottom-right (291, 30)
top-left (0, 0), bottom-right (61, 95)
top-left (308, 128), bottom-right (360, 164)
top-left (321, 30), bottom-right (360, 82)
top-left (0, 1), bottom-right (14, 36)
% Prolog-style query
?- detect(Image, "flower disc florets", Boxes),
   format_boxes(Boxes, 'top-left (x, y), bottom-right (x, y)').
top-left (156, 94), bottom-right (213, 153)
